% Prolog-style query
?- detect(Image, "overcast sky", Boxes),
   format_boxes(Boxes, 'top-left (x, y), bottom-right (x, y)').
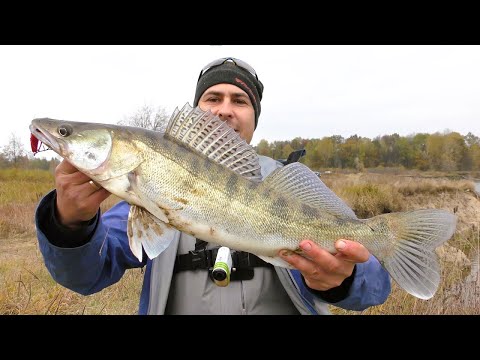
top-left (1, 45), bottom-right (479, 159)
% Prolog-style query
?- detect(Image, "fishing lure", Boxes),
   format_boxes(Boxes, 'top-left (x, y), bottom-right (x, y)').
top-left (30, 133), bottom-right (49, 154)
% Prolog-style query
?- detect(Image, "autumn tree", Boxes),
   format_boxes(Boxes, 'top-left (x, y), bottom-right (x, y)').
top-left (397, 136), bottom-right (415, 169)
top-left (290, 137), bottom-right (306, 152)
top-left (256, 139), bottom-right (272, 157)
top-left (270, 141), bottom-right (286, 161)
top-left (339, 135), bottom-right (363, 169)
top-left (304, 139), bottom-right (321, 169)
top-left (426, 133), bottom-right (444, 170)
top-left (412, 133), bottom-right (429, 170)
top-left (465, 132), bottom-right (480, 147)
top-left (377, 133), bottom-right (401, 167)
top-left (362, 139), bottom-right (380, 168)
top-left (442, 132), bottom-right (468, 171)
top-left (281, 144), bottom-right (295, 160)
top-left (465, 132), bottom-right (480, 171)
top-left (469, 143), bottom-right (480, 171)
top-left (316, 137), bottom-right (336, 168)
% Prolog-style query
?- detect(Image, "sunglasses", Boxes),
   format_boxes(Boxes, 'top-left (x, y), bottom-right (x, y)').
top-left (198, 57), bottom-right (259, 81)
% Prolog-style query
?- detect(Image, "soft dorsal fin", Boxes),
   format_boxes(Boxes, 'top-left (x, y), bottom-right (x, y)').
top-left (165, 103), bottom-right (262, 181)
top-left (262, 162), bottom-right (357, 219)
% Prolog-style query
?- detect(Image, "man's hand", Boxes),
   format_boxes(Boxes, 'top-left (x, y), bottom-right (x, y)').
top-left (279, 239), bottom-right (369, 291)
top-left (55, 160), bottom-right (111, 228)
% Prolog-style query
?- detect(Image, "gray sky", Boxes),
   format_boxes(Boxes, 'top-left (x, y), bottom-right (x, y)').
top-left (1, 45), bottom-right (479, 159)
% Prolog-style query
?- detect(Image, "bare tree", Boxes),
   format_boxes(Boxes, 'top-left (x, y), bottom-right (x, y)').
top-left (118, 104), bottom-right (170, 132)
top-left (0, 152), bottom-right (8, 168)
top-left (2, 132), bottom-right (25, 166)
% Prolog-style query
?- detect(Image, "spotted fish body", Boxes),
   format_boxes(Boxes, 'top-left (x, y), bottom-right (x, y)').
top-left (30, 104), bottom-right (457, 300)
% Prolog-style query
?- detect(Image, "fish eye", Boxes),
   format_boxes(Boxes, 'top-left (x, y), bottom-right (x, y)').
top-left (58, 124), bottom-right (73, 137)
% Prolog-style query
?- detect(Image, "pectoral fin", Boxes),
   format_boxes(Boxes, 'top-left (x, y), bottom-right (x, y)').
top-left (127, 205), bottom-right (177, 262)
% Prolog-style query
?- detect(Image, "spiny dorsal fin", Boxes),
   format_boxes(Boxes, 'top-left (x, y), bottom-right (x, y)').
top-left (165, 103), bottom-right (262, 181)
top-left (262, 162), bottom-right (357, 219)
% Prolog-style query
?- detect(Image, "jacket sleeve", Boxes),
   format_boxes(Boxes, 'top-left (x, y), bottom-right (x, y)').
top-left (326, 255), bottom-right (391, 310)
top-left (35, 190), bottom-right (146, 295)
top-left (292, 255), bottom-right (391, 311)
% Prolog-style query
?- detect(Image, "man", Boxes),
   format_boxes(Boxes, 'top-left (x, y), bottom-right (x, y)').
top-left (35, 57), bottom-right (391, 314)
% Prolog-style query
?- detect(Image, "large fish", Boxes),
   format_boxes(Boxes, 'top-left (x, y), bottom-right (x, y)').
top-left (30, 104), bottom-right (456, 300)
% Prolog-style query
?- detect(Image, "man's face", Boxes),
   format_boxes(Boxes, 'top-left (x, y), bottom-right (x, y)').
top-left (198, 83), bottom-right (255, 144)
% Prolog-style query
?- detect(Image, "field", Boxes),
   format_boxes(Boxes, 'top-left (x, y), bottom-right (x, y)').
top-left (0, 169), bottom-right (142, 314)
top-left (320, 170), bottom-right (480, 314)
top-left (1, 168), bottom-right (479, 314)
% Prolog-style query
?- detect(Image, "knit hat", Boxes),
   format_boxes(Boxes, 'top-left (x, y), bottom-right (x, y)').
top-left (193, 59), bottom-right (264, 129)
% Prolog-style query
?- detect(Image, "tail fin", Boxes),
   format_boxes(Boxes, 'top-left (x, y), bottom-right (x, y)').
top-left (369, 209), bottom-right (457, 300)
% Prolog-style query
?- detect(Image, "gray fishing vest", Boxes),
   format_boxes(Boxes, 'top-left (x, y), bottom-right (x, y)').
top-left (147, 155), bottom-right (331, 315)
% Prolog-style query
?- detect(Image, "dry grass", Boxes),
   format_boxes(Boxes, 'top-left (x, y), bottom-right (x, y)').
top-left (1, 168), bottom-right (479, 314)
top-left (0, 169), bottom-right (142, 315)
top-left (322, 171), bottom-right (480, 314)
top-left (0, 236), bottom-right (143, 315)
top-left (0, 169), bottom-right (55, 239)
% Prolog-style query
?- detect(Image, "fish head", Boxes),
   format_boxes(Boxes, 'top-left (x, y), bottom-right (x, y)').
top-left (29, 118), bottom-right (144, 180)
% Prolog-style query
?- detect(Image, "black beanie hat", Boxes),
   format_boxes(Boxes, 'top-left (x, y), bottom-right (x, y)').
top-left (193, 60), bottom-right (264, 129)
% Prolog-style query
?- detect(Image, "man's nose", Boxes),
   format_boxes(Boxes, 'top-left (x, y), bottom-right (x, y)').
top-left (216, 101), bottom-right (234, 120)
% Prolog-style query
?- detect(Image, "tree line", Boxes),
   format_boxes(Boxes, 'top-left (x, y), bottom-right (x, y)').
top-left (255, 131), bottom-right (480, 172)
top-left (3, 105), bottom-right (479, 172)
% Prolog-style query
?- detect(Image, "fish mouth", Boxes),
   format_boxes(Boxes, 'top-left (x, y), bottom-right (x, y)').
top-left (29, 122), bottom-right (64, 155)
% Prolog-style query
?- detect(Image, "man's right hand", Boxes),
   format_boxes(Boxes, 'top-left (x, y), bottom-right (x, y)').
top-left (55, 160), bottom-right (111, 228)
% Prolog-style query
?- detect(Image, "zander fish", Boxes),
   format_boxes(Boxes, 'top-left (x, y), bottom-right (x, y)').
top-left (29, 104), bottom-right (457, 300)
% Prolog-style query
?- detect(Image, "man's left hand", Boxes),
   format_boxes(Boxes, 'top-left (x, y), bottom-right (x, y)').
top-left (279, 239), bottom-right (370, 291)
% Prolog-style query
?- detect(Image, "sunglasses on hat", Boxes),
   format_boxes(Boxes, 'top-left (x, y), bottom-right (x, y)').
top-left (198, 57), bottom-right (259, 81)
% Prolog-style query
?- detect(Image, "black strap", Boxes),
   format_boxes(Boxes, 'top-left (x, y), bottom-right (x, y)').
top-left (194, 238), bottom-right (209, 251)
top-left (174, 247), bottom-right (272, 274)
